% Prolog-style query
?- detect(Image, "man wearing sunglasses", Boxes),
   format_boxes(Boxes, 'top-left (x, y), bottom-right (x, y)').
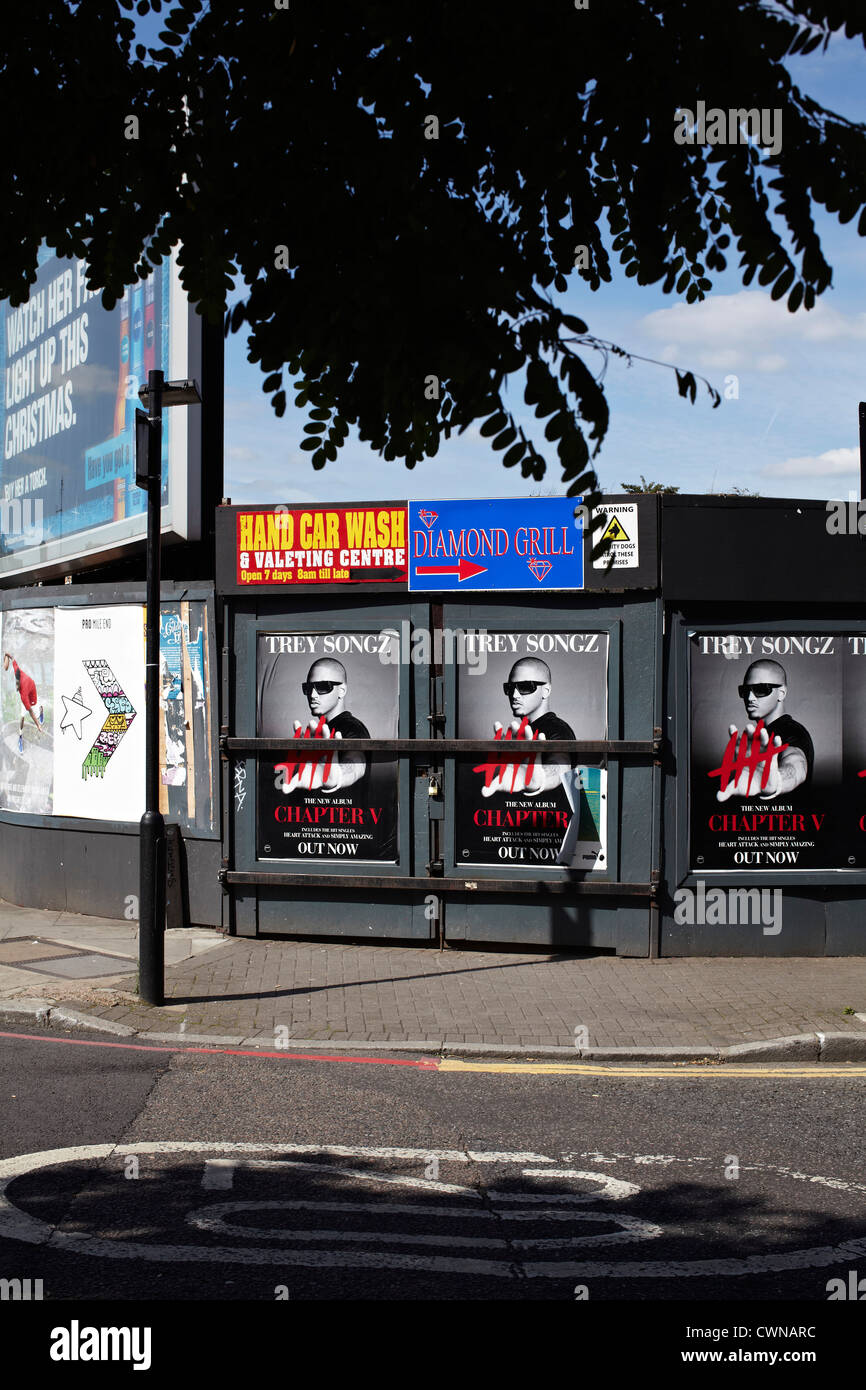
top-left (481, 657), bottom-right (575, 797)
top-left (279, 658), bottom-right (369, 795)
top-left (716, 659), bottom-right (813, 802)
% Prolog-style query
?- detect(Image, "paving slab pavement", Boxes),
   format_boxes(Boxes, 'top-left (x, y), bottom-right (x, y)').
top-left (1, 898), bottom-right (866, 1059)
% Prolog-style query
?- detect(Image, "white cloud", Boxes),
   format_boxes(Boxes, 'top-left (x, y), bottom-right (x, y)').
top-left (698, 348), bottom-right (744, 370)
top-left (762, 446), bottom-right (858, 478)
top-left (640, 290), bottom-right (866, 371)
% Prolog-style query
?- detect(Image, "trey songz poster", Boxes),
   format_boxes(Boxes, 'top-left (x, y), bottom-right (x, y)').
top-left (257, 631), bottom-right (399, 862)
top-left (455, 630), bottom-right (608, 869)
top-left (689, 631), bottom-right (845, 870)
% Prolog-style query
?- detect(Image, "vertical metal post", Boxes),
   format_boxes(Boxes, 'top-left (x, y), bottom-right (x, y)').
top-left (430, 600), bottom-right (445, 949)
top-left (859, 402), bottom-right (866, 504)
top-left (139, 369), bottom-right (165, 1005)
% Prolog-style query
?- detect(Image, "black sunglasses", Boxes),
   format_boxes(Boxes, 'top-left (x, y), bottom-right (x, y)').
top-left (302, 680), bottom-right (341, 695)
top-left (503, 680), bottom-right (545, 696)
top-left (738, 683), bottom-right (782, 698)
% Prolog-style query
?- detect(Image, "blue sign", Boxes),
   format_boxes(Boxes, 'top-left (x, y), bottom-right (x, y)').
top-left (409, 497), bottom-right (583, 591)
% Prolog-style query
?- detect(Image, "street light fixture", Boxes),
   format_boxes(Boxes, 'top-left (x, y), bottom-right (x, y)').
top-left (135, 369), bottom-right (202, 1006)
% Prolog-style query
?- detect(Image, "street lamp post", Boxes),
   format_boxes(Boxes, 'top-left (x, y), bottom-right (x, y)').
top-left (135, 369), bottom-right (201, 1006)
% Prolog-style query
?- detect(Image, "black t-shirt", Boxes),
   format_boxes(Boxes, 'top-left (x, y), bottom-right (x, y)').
top-left (764, 713), bottom-right (814, 788)
top-left (529, 711), bottom-right (576, 741)
top-left (525, 710), bottom-right (578, 819)
top-left (329, 711), bottom-right (370, 740)
top-left (328, 710), bottom-right (370, 800)
top-left (529, 711), bottom-right (577, 769)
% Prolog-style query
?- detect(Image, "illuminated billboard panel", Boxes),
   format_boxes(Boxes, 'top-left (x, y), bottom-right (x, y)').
top-left (0, 245), bottom-right (200, 580)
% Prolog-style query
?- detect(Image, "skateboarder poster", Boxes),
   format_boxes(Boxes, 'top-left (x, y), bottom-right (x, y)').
top-left (256, 630), bottom-right (400, 862)
top-left (454, 630), bottom-right (608, 869)
top-left (0, 609), bottom-right (54, 813)
top-left (52, 605), bottom-right (145, 821)
top-left (689, 631), bottom-right (845, 871)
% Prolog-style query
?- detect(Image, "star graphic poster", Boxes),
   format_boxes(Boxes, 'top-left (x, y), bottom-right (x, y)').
top-left (454, 630), bottom-right (608, 869)
top-left (53, 605), bottom-right (146, 821)
top-left (0, 608), bottom-right (55, 813)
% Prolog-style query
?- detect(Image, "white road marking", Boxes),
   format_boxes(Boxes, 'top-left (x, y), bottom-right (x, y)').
top-left (194, 1196), bottom-right (633, 1224)
top-left (577, 1151), bottom-right (866, 1194)
top-left (185, 1197), bottom-right (661, 1249)
top-left (517, 1171), bottom-right (640, 1200)
top-left (527, 1240), bottom-right (866, 1280)
top-left (116, 1142), bottom-right (553, 1164)
top-left (201, 1157), bottom-right (478, 1197)
top-left (0, 1142), bottom-right (862, 1280)
top-left (187, 1207), bottom-right (509, 1249)
top-left (201, 1159), bottom-right (235, 1190)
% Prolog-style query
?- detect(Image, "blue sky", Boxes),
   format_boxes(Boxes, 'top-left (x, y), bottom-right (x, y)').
top-left (224, 29), bottom-right (866, 507)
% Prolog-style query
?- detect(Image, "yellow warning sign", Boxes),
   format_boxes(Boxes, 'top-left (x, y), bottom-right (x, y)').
top-left (602, 516), bottom-right (630, 543)
top-left (593, 502), bottom-right (639, 569)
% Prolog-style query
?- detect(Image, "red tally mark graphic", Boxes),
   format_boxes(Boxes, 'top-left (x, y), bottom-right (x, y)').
top-left (708, 718), bottom-right (789, 796)
top-left (473, 716), bottom-right (539, 792)
top-left (274, 715), bottom-right (335, 790)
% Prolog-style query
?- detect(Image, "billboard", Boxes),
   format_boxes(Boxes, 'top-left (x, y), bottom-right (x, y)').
top-left (454, 630), bottom-right (608, 869)
top-left (689, 630), bottom-right (866, 871)
top-left (256, 630), bottom-right (400, 862)
top-left (0, 244), bottom-right (200, 580)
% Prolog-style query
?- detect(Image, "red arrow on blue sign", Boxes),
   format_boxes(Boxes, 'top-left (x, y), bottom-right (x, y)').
top-left (415, 560), bottom-right (488, 582)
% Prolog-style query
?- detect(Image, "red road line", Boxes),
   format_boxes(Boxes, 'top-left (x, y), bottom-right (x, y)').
top-left (0, 1030), bottom-right (439, 1069)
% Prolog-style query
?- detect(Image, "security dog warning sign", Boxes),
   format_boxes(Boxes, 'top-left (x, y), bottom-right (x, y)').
top-left (592, 502), bottom-right (639, 569)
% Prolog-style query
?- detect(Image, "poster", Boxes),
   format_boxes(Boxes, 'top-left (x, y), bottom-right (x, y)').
top-left (0, 600), bottom-right (214, 827)
top-left (0, 248), bottom-right (174, 576)
top-left (52, 605), bottom-right (146, 821)
top-left (844, 636), bottom-right (866, 865)
top-left (0, 609), bottom-right (55, 813)
top-left (160, 610), bottom-right (186, 787)
top-left (158, 602), bottom-right (215, 832)
top-left (455, 631), bottom-right (608, 868)
top-left (256, 631), bottom-right (400, 862)
top-left (689, 631), bottom-right (855, 871)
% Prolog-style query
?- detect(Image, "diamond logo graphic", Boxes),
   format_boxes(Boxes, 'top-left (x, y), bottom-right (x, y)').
top-left (527, 559), bottom-right (552, 582)
top-left (418, 510), bottom-right (438, 529)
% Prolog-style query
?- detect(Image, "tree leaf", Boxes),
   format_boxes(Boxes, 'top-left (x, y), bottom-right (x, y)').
top-left (479, 411), bottom-right (508, 437)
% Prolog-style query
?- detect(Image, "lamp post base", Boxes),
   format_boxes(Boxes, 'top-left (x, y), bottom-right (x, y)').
top-left (139, 808), bottom-right (166, 1006)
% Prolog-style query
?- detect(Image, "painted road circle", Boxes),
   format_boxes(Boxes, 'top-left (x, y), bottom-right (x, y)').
top-left (0, 1142), bottom-right (864, 1280)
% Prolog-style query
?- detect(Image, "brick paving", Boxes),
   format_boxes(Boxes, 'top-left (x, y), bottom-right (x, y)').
top-left (64, 936), bottom-right (866, 1048)
top-left (3, 899), bottom-right (866, 1049)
